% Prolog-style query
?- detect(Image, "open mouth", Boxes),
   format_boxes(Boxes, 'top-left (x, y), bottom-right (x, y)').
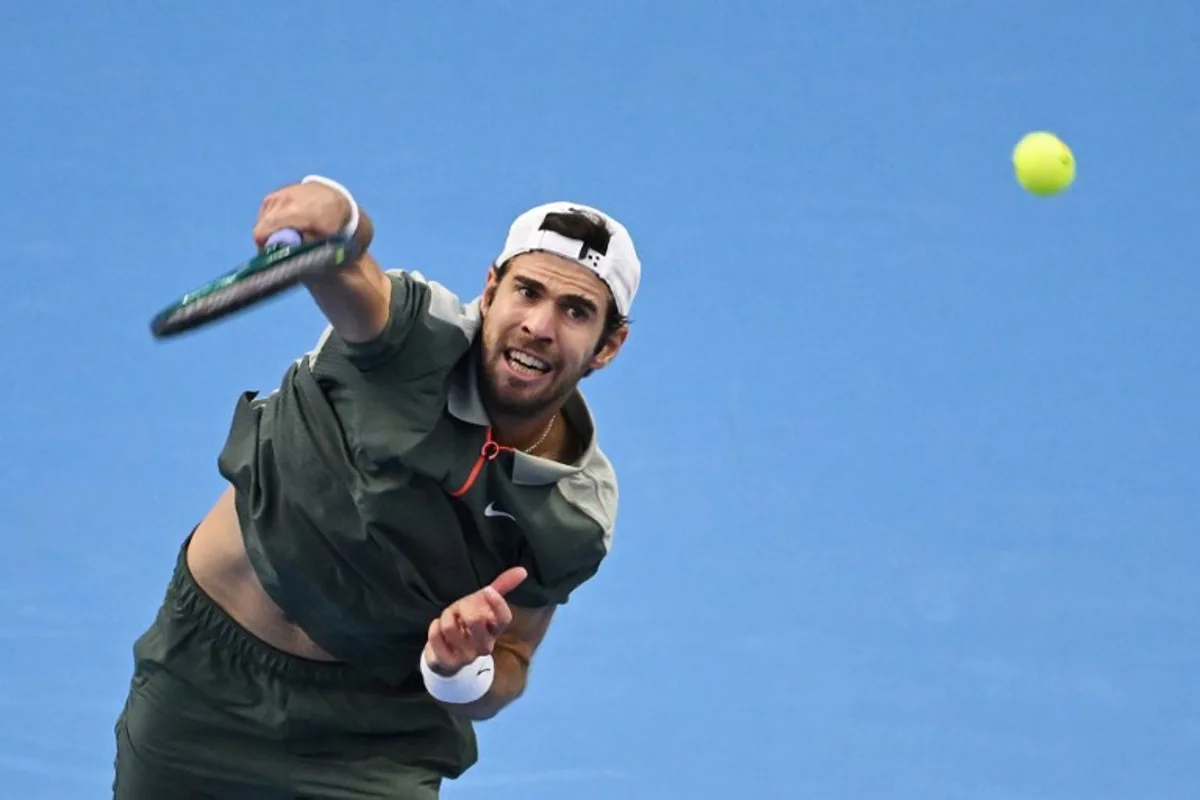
top-left (503, 348), bottom-right (552, 378)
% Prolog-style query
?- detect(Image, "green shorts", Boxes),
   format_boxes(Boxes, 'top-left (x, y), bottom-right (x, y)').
top-left (112, 536), bottom-right (477, 799)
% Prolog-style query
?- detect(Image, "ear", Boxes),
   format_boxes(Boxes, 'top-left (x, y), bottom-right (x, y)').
top-left (481, 264), bottom-right (502, 314)
top-left (588, 324), bottom-right (629, 373)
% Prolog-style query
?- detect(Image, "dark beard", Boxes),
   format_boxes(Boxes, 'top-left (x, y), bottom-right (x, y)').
top-left (477, 347), bottom-right (577, 420)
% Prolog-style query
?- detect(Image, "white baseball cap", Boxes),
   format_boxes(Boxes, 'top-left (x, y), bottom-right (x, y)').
top-left (494, 201), bottom-right (641, 317)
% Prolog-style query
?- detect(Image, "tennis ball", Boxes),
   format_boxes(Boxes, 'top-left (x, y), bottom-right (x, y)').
top-left (1012, 132), bottom-right (1075, 196)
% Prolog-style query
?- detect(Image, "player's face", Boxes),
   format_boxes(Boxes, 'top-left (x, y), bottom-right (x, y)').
top-left (479, 252), bottom-right (626, 419)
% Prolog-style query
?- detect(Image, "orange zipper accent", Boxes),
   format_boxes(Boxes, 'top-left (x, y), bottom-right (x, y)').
top-left (450, 428), bottom-right (511, 498)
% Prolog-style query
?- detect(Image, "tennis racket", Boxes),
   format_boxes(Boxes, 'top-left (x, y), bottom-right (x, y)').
top-left (149, 228), bottom-right (359, 339)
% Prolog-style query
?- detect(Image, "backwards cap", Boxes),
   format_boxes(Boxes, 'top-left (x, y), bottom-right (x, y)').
top-left (494, 201), bottom-right (641, 317)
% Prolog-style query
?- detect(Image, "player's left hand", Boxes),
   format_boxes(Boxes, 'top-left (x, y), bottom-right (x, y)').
top-left (424, 567), bottom-right (527, 676)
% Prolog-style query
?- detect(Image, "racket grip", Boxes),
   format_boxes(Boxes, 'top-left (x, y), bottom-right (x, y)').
top-left (265, 228), bottom-right (303, 248)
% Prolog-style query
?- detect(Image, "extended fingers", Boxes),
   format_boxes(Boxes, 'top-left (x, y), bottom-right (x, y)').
top-left (426, 579), bottom-right (524, 674)
top-left (431, 601), bottom-right (496, 663)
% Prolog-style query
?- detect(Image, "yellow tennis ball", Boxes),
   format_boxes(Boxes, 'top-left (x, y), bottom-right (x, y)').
top-left (1012, 132), bottom-right (1075, 196)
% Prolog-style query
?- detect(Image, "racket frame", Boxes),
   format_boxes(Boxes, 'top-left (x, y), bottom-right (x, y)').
top-left (149, 235), bottom-right (358, 339)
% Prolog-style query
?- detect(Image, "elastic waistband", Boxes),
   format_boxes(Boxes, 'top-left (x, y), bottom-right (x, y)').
top-left (169, 537), bottom-right (416, 691)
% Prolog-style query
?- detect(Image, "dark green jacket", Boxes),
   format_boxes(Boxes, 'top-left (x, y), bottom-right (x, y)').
top-left (218, 269), bottom-right (618, 679)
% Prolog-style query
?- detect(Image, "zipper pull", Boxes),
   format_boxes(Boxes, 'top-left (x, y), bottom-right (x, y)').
top-left (452, 428), bottom-right (508, 498)
top-left (481, 429), bottom-right (502, 461)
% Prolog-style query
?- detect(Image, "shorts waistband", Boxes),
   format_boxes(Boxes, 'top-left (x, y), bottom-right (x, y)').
top-left (168, 535), bottom-right (414, 691)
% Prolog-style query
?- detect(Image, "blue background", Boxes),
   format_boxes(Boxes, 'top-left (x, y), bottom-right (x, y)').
top-left (1, 1), bottom-right (1197, 797)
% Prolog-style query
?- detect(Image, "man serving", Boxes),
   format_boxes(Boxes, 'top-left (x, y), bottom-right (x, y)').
top-left (113, 175), bottom-right (641, 799)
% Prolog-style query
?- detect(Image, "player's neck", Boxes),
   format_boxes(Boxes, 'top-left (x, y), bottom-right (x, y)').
top-left (491, 408), bottom-right (575, 463)
top-left (491, 409), bottom-right (556, 452)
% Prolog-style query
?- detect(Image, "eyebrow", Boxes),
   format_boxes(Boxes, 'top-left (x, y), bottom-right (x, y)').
top-left (513, 275), bottom-right (600, 315)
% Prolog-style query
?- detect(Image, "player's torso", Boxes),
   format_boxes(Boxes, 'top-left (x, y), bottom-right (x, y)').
top-left (217, 272), bottom-right (614, 681)
top-left (221, 344), bottom-right (545, 678)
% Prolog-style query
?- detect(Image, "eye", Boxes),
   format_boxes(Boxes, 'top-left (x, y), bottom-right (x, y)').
top-left (564, 304), bottom-right (591, 322)
top-left (516, 285), bottom-right (537, 300)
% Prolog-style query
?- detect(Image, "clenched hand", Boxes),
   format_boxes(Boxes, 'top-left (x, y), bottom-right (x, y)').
top-left (251, 181), bottom-right (352, 250)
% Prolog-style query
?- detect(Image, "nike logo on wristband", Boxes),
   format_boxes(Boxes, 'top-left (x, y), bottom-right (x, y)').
top-left (477, 666), bottom-right (492, 676)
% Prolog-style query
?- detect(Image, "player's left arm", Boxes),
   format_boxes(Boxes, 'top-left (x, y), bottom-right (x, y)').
top-left (453, 603), bottom-right (556, 721)
top-left (422, 567), bottom-right (561, 721)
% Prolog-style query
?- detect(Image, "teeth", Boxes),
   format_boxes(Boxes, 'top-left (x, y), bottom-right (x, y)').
top-left (507, 349), bottom-right (550, 372)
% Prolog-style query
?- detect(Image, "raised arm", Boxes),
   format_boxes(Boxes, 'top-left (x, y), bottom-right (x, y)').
top-left (251, 177), bottom-right (392, 343)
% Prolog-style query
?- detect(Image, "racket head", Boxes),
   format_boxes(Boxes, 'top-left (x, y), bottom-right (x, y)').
top-left (150, 236), bottom-right (356, 339)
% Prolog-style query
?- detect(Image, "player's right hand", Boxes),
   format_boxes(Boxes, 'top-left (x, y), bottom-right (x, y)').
top-left (252, 181), bottom-right (352, 250)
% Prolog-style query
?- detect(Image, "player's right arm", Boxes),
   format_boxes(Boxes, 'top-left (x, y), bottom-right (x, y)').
top-left (251, 179), bottom-right (392, 343)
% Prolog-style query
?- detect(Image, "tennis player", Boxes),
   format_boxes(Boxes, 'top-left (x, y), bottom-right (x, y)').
top-left (112, 175), bottom-right (641, 798)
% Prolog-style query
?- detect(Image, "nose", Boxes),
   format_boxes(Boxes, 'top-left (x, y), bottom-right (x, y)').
top-left (520, 300), bottom-right (556, 342)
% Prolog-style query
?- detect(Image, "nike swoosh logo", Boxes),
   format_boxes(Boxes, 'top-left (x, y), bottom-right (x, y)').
top-left (484, 502), bottom-right (516, 521)
top-left (476, 666), bottom-right (493, 676)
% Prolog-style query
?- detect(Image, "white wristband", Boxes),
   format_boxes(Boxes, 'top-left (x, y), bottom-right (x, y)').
top-left (301, 174), bottom-right (360, 241)
top-left (420, 653), bottom-right (495, 704)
